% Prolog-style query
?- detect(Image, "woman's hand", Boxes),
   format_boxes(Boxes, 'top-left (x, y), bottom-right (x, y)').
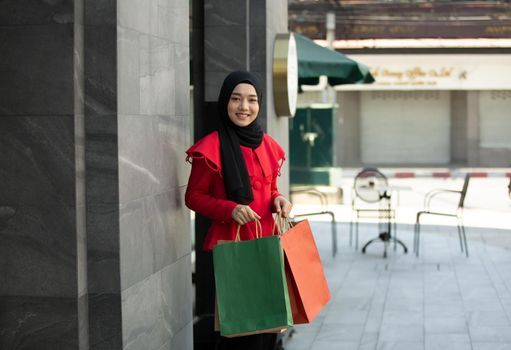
top-left (274, 196), bottom-right (292, 218)
top-left (231, 205), bottom-right (261, 225)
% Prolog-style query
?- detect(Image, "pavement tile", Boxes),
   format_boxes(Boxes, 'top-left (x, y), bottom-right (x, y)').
top-left (466, 310), bottom-right (511, 327)
top-left (323, 310), bottom-right (368, 325)
top-left (315, 323), bottom-right (364, 342)
top-left (381, 311), bottom-right (424, 326)
top-left (469, 326), bottom-right (511, 342)
top-left (283, 178), bottom-right (511, 350)
top-left (424, 304), bottom-right (465, 319)
top-left (329, 296), bottom-right (373, 312)
top-left (424, 290), bottom-right (461, 301)
top-left (364, 315), bottom-right (384, 333)
top-left (359, 332), bottom-right (379, 350)
top-left (464, 301), bottom-right (506, 312)
top-left (384, 301), bottom-right (423, 313)
top-left (376, 341), bottom-right (424, 350)
top-left (472, 343), bottom-right (511, 350)
top-left (377, 325), bottom-right (423, 342)
top-left (424, 317), bottom-right (467, 334)
top-left (501, 298), bottom-right (511, 320)
top-left (311, 340), bottom-right (359, 350)
top-left (425, 334), bottom-right (471, 350)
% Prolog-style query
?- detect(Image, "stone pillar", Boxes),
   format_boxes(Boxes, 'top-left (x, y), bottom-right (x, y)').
top-left (451, 91), bottom-right (468, 165)
top-left (337, 91), bottom-right (361, 166)
top-left (83, 1), bottom-right (122, 348)
top-left (192, 0), bottom-right (288, 347)
top-left (265, 0), bottom-right (290, 196)
top-left (116, 0), bottom-right (193, 348)
top-left (0, 1), bottom-right (82, 348)
top-left (1, 0), bottom-right (192, 349)
top-left (85, 0), bottom-right (193, 349)
top-left (466, 91), bottom-right (480, 166)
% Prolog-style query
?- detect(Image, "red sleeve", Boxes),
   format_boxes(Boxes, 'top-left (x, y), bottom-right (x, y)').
top-left (270, 176), bottom-right (283, 212)
top-left (270, 158), bottom-right (284, 211)
top-left (257, 134), bottom-right (285, 208)
top-left (185, 157), bottom-right (238, 222)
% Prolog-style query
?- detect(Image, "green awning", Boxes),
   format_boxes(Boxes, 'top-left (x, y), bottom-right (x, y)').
top-left (294, 33), bottom-right (375, 86)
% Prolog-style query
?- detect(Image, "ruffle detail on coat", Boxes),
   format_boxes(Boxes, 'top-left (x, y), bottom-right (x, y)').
top-left (185, 131), bottom-right (286, 178)
top-left (186, 154), bottom-right (221, 175)
top-left (255, 134), bottom-right (286, 178)
top-left (185, 131), bottom-right (222, 175)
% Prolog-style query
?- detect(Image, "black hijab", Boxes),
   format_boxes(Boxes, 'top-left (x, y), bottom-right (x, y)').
top-left (217, 71), bottom-right (264, 204)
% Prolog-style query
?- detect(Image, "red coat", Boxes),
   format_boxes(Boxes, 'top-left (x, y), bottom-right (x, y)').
top-left (185, 131), bottom-right (285, 251)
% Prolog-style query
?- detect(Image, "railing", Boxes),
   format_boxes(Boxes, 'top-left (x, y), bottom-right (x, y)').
top-left (290, 187), bottom-right (338, 257)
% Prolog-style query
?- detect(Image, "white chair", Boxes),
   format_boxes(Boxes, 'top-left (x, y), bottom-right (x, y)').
top-left (414, 174), bottom-right (470, 257)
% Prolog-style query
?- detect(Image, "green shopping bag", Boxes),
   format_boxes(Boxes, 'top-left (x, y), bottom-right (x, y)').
top-left (213, 222), bottom-right (293, 337)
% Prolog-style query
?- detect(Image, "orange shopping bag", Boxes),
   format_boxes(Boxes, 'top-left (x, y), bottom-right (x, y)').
top-left (279, 218), bottom-right (331, 324)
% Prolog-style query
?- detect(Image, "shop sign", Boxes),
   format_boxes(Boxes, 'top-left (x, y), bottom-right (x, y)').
top-left (337, 54), bottom-right (511, 90)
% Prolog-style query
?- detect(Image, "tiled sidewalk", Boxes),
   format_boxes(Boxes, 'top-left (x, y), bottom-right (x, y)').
top-left (282, 221), bottom-right (511, 350)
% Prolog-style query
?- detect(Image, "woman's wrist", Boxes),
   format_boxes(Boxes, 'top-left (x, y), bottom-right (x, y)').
top-left (273, 196), bottom-right (292, 218)
top-left (231, 204), bottom-right (261, 225)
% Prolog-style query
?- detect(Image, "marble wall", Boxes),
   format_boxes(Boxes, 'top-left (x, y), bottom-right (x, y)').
top-left (264, 0), bottom-right (289, 196)
top-left (1, 0), bottom-right (192, 349)
top-left (193, 1), bottom-right (289, 347)
top-left (75, 0), bottom-right (88, 348)
top-left (203, 0), bottom-right (289, 190)
top-left (0, 1), bottom-right (80, 349)
top-left (84, 0), bottom-right (122, 348)
top-left (117, 0), bottom-right (192, 349)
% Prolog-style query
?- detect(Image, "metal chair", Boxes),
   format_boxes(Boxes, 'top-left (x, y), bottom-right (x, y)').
top-left (414, 173), bottom-right (470, 257)
top-left (349, 168), bottom-right (397, 251)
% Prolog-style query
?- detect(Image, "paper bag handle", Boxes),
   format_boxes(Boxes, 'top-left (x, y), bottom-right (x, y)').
top-left (235, 219), bottom-right (262, 241)
top-left (272, 214), bottom-right (292, 236)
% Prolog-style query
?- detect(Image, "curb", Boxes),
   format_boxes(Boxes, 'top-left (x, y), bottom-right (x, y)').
top-left (342, 168), bottom-right (511, 179)
top-left (392, 171), bottom-right (511, 178)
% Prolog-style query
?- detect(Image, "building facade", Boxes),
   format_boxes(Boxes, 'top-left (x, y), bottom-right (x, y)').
top-left (335, 53), bottom-right (511, 167)
top-left (291, 0), bottom-right (511, 167)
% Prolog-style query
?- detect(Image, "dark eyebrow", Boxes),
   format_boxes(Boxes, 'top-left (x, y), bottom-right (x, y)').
top-left (231, 92), bottom-right (258, 98)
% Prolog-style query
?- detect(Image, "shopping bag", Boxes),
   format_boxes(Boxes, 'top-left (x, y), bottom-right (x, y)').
top-left (279, 219), bottom-right (331, 324)
top-left (213, 222), bottom-right (293, 337)
top-left (214, 296), bottom-right (287, 335)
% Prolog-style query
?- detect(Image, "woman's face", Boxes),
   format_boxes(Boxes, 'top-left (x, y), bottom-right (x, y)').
top-left (227, 83), bottom-right (259, 127)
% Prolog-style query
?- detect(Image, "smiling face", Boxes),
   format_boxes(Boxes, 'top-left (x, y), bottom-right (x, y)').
top-left (227, 83), bottom-right (259, 127)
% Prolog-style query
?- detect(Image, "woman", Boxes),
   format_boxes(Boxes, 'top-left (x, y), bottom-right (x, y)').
top-left (185, 71), bottom-right (292, 349)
